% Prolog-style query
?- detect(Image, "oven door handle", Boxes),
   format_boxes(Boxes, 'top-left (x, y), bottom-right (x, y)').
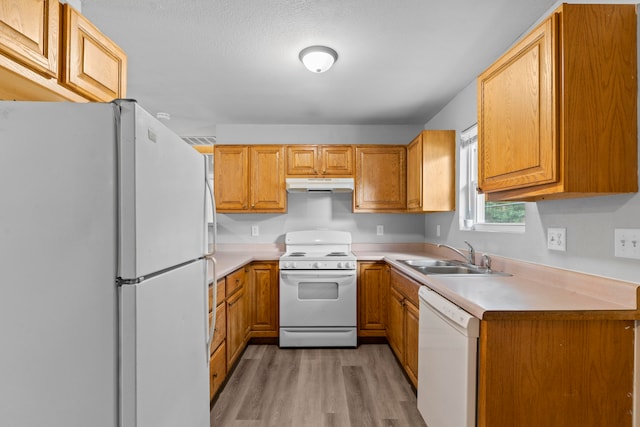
top-left (280, 271), bottom-right (356, 279)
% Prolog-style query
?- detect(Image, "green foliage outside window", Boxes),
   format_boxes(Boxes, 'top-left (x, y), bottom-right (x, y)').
top-left (484, 202), bottom-right (525, 224)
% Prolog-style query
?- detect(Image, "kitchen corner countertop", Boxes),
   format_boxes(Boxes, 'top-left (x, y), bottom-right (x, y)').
top-left (208, 249), bottom-right (283, 282)
top-left (207, 244), bottom-right (640, 321)
top-left (377, 253), bottom-right (640, 321)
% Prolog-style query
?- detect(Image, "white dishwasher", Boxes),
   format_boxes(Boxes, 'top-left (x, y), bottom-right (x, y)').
top-left (417, 286), bottom-right (480, 427)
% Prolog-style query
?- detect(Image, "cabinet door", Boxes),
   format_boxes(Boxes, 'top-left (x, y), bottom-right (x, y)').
top-left (286, 145), bottom-right (319, 176)
top-left (387, 286), bottom-right (405, 362)
top-left (250, 145), bottom-right (286, 212)
top-left (60, 4), bottom-right (127, 101)
top-left (226, 286), bottom-right (247, 368)
top-left (354, 146), bottom-right (406, 212)
top-left (357, 262), bottom-right (388, 336)
top-left (406, 135), bottom-right (422, 210)
top-left (209, 341), bottom-right (226, 400)
top-left (320, 145), bottom-right (353, 176)
top-left (215, 146), bottom-right (249, 211)
top-left (0, 0), bottom-right (58, 77)
top-left (407, 130), bottom-right (456, 212)
top-left (404, 299), bottom-right (419, 388)
top-left (478, 16), bottom-right (556, 193)
top-left (250, 262), bottom-right (279, 336)
top-left (210, 302), bottom-right (226, 354)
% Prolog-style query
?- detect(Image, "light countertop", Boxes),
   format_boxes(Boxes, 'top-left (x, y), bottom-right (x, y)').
top-left (207, 244), bottom-right (640, 320)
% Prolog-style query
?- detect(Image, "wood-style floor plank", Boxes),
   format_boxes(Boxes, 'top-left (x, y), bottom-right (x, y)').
top-left (211, 344), bottom-right (427, 427)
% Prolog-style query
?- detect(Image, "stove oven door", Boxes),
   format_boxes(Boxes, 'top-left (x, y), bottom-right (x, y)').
top-left (279, 269), bottom-right (357, 347)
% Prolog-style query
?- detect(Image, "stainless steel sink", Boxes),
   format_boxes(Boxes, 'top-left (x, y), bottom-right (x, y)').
top-left (400, 259), bottom-right (460, 267)
top-left (399, 259), bottom-right (511, 277)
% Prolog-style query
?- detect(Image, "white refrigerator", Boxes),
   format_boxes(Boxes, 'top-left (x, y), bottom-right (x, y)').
top-left (0, 100), bottom-right (214, 427)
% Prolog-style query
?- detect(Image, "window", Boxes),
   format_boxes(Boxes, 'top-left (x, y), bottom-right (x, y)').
top-left (459, 124), bottom-right (525, 232)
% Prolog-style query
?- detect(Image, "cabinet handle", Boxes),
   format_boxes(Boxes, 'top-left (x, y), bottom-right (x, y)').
top-left (322, 170), bottom-right (326, 174)
top-left (236, 279), bottom-right (240, 285)
top-left (213, 373), bottom-right (218, 378)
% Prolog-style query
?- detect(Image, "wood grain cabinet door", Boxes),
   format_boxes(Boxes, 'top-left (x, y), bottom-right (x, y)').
top-left (406, 130), bottom-right (456, 212)
top-left (249, 262), bottom-right (279, 337)
top-left (226, 285), bottom-right (247, 368)
top-left (286, 145), bottom-right (320, 176)
top-left (320, 145), bottom-right (353, 176)
top-left (354, 145), bottom-right (406, 212)
top-left (403, 299), bottom-right (419, 388)
top-left (215, 145), bottom-right (249, 211)
top-left (60, 4), bottom-right (127, 101)
top-left (0, 0), bottom-right (59, 77)
top-left (387, 286), bottom-right (405, 363)
top-left (357, 262), bottom-right (388, 336)
top-left (478, 16), bottom-right (556, 194)
top-left (250, 145), bottom-right (286, 212)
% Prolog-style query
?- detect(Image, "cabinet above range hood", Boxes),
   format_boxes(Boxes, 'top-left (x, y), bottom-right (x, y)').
top-left (286, 177), bottom-right (354, 193)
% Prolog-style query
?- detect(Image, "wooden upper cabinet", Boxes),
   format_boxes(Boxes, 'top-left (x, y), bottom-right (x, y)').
top-left (215, 145), bottom-right (249, 211)
top-left (406, 130), bottom-right (456, 212)
top-left (286, 145), bottom-right (353, 177)
top-left (214, 145), bottom-right (286, 213)
top-left (60, 4), bottom-right (127, 101)
top-left (478, 4), bottom-right (637, 201)
top-left (354, 145), bottom-right (406, 212)
top-left (250, 145), bottom-right (286, 211)
top-left (0, 0), bottom-right (59, 78)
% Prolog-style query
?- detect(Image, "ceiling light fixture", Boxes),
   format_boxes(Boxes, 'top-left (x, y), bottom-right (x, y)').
top-left (299, 46), bottom-right (338, 73)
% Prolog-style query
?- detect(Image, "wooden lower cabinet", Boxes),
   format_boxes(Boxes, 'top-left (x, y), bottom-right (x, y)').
top-left (226, 283), bottom-right (249, 369)
top-left (249, 261), bottom-right (279, 337)
top-left (387, 286), bottom-right (405, 359)
top-left (357, 262), bottom-right (388, 337)
top-left (208, 278), bottom-right (227, 401)
top-left (478, 318), bottom-right (635, 427)
top-left (387, 269), bottom-right (420, 388)
top-left (209, 341), bottom-right (226, 400)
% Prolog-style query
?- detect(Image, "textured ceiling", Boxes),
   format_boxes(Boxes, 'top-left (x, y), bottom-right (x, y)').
top-left (80, 0), bottom-right (557, 135)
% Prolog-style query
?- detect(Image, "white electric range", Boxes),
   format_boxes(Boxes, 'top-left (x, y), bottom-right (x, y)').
top-left (279, 230), bottom-right (357, 347)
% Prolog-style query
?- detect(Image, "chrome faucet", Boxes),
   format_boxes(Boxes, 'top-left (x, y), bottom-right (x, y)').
top-left (437, 241), bottom-right (476, 265)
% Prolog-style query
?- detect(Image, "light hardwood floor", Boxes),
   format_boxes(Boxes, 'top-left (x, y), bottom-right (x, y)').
top-left (211, 344), bottom-right (427, 427)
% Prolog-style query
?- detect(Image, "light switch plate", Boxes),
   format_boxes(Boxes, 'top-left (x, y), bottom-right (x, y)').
top-left (547, 227), bottom-right (566, 251)
top-left (376, 225), bottom-right (384, 236)
top-left (614, 228), bottom-right (640, 259)
top-left (251, 225), bottom-right (259, 237)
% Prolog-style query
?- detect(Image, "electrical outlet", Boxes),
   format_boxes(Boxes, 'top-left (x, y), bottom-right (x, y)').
top-left (436, 224), bottom-right (441, 237)
top-left (615, 228), bottom-right (640, 259)
top-left (251, 225), bottom-right (259, 237)
top-left (547, 227), bottom-right (566, 251)
top-left (376, 225), bottom-right (384, 236)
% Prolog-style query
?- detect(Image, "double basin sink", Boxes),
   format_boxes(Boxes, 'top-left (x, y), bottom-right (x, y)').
top-left (399, 259), bottom-right (511, 277)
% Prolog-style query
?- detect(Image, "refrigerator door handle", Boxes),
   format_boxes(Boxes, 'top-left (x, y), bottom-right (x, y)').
top-left (205, 156), bottom-right (216, 257)
top-left (206, 256), bottom-right (217, 357)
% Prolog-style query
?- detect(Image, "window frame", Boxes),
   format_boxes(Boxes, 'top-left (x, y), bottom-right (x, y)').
top-left (459, 124), bottom-right (525, 233)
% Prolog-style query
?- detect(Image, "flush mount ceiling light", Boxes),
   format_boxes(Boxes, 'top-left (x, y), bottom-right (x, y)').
top-left (299, 46), bottom-right (338, 73)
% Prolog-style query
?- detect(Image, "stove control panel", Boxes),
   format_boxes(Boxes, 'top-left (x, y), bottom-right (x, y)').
top-left (279, 259), bottom-right (356, 270)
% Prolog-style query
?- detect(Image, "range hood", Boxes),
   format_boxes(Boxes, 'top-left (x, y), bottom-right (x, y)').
top-left (286, 177), bottom-right (354, 193)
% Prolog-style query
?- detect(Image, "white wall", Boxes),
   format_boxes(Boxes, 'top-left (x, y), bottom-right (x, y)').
top-left (215, 123), bottom-right (425, 244)
top-left (423, 1), bottom-right (640, 283)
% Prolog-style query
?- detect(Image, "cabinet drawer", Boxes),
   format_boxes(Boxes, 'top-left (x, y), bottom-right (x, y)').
top-left (390, 269), bottom-right (419, 306)
top-left (226, 268), bottom-right (246, 296)
top-left (209, 341), bottom-right (226, 400)
top-left (210, 303), bottom-right (226, 355)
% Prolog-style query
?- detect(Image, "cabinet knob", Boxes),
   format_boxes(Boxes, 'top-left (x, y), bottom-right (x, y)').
top-left (213, 373), bottom-right (218, 378)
